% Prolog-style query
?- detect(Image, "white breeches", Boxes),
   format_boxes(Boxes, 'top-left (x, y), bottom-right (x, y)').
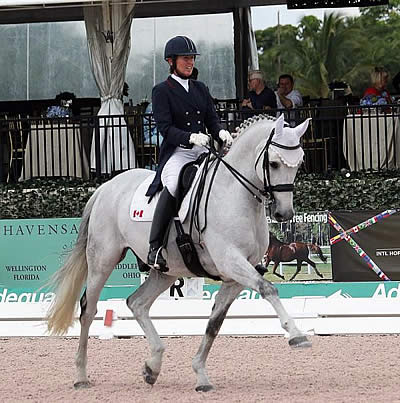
top-left (161, 145), bottom-right (206, 197)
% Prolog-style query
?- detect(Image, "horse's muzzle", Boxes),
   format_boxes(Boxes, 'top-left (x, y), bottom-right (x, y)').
top-left (271, 203), bottom-right (294, 222)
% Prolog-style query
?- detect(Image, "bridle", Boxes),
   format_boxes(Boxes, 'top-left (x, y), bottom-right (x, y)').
top-left (206, 127), bottom-right (301, 205)
top-left (191, 126), bottom-right (301, 240)
top-left (254, 128), bottom-right (302, 206)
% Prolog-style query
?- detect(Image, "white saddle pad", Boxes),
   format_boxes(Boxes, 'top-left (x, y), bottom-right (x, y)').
top-left (129, 161), bottom-right (206, 223)
top-left (129, 173), bottom-right (159, 221)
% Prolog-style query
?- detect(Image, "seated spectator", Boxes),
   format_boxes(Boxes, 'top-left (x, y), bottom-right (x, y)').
top-left (47, 91), bottom-right (76, 118)
top-left (361, 67), bottom-right (393, 106)
top-left (275, 74), bottom-right (303, 126)
top-left (143, 102), bottom-right (160, 145)
top-left (241, 70), bottom-right (276, 115)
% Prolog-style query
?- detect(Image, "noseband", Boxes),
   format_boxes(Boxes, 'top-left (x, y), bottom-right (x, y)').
top-left (254, 128), bottom-right (301, 206)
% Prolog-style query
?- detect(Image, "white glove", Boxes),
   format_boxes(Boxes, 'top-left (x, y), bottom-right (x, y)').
top-left (189, 132), bottom-right (210, 147)
top-left (219, 129), bottom-right (233, 147)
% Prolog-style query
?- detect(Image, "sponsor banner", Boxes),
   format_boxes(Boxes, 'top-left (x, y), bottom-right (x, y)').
top-left (329, 210), bottom-right (400, 281)
top-left (2, 216), bottom-right (399, 303)
top-left (3, 281), bottom-right (400, 304)
top-left (266, 211), bottom-right (332, 282)
top-left (203, 281), bottom-right (400, 300)
top-left (0, 218), bottom-right (141, 299)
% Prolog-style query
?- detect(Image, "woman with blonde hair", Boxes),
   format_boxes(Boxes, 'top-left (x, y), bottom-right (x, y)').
top-left (362, 66), bottom-right (393, 104)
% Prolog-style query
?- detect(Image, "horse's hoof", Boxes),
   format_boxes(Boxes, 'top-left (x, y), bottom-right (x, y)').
top-left (142, 364), bottom-right (158, 385)
top-left (73, 381), bottom-right (91, 389)
top-left (195, 384), bottom-right (214, 392)
top-left (289, 335), bottom-right (312, 348)
top-left (254, 264), bottom-right (267, 276)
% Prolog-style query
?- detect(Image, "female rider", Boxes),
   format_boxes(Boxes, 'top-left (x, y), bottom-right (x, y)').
top-left (146, 35), bottom-right (233, 270)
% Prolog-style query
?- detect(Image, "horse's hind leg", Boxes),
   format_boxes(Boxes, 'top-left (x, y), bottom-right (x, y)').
top-left (272, 262), bottom-right (285, 280)
top-left (126, 269), bottom-right (177, 386)
top-left (305, 257), bottom-right (323, 278)
top-left (74, 245), bottom-right (123, 389)
top-left (192, 281), bottom-right (243, 392)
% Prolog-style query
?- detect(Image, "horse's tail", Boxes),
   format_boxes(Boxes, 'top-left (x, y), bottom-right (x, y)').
top-left (46, 189), bottom-right (100, 335)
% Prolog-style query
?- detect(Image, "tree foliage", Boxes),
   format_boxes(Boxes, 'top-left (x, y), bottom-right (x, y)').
top-left (256, 1), bottom-right (400, 98)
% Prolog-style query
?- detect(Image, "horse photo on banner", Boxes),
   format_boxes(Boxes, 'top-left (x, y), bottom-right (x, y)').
top-left (329, 210), bottom-right (400, 282)
top-left (265, 211), bottom-right (332, 282)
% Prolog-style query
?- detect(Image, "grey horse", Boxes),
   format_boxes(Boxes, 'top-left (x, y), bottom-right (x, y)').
top-left (46, 114), bottom-right (312, 392)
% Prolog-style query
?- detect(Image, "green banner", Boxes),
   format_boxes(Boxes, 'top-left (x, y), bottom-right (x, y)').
top-left (0, 218), bottom-right (141, 302)
top-left (2, 218), bottom-right (400, 303)
top-left (202, 281), bottom-right (400, 299)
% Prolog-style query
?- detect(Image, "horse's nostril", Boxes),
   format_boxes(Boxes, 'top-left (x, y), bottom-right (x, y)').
top-left (274, 212), bottom-right (283, 221)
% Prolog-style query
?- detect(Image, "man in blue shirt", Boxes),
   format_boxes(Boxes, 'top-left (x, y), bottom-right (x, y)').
top-left (241, 70), bottom-right (277, 113)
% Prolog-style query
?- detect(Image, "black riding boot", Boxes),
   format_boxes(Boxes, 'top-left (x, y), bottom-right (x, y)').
top-left (147, 187), bottom-right (176, 270)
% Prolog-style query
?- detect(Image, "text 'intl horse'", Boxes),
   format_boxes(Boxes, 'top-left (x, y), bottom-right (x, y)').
top-left (262, 233), bottom-right (327, 281)
top-left (46, 114), bottom-right (312, 392)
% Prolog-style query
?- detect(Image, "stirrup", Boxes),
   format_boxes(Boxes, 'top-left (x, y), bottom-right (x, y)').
top-left (147, 247), bottom-right (168, 272)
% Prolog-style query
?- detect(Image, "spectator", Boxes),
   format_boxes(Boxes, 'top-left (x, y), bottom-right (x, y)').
top-left (275, 74), bottom-right (303, 126)
top-left (241, 70), bottom-right (277, 114)
top-left (121, 82), bottom-right (130, 104)
top-left (362, 67), bottom-right (393, 105)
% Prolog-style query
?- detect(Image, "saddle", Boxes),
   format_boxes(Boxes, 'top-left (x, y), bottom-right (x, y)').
top-left (131, 153), bottom-right (221, 281)
top-left (175, 152), bottom-right (208, 209)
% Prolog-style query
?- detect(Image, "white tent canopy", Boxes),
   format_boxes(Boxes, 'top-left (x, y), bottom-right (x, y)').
top-left (85, 1), bottom-right (136, 173)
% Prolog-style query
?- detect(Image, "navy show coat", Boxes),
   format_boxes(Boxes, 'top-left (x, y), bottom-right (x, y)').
top-left (146, 76), bottom-right (222, 197)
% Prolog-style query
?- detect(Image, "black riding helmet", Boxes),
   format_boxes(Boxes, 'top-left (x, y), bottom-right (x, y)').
top-left (164, 36), bottom-right (200, 60)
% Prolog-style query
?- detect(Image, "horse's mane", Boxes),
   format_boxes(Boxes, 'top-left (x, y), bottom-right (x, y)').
top-left (232, 113), bottom-right (278, 142)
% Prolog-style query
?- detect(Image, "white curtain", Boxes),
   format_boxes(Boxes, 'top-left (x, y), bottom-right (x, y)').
top-left (247, 7), bottom-right (259, 71)
top-left (84, 1), bottom-right (136, 174)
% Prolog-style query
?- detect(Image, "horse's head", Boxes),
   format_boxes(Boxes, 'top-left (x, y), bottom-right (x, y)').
top-left (254, 114), bottom-right (310, 222)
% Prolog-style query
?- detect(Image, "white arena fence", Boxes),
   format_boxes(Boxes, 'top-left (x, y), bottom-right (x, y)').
top-left (2, 296), bottom-right (400, 338)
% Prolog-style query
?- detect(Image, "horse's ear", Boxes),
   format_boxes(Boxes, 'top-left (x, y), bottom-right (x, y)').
top-left (294, 118), bottom-right (311, 139)
top-left (275, 114), bottom-right (285, 137)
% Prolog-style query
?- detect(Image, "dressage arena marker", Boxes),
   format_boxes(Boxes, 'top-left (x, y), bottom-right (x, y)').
top-left (328, 212), bottom-right (391, 281)
top-left (104, 309), bottom-right (114, 327)
top-left (330, 209), bottom-right (397, 245)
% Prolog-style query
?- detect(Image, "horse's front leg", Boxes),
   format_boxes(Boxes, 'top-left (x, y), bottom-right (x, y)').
top-left (126, 269), bottom-right (177, 386)
top-left (214, 250), bottom-right (311, 348)
top-left (192, 281), bottom-right (243, 392)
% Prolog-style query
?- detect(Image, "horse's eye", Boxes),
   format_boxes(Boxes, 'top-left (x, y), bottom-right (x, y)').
top-left (269, 161), bottom-right (279, 169)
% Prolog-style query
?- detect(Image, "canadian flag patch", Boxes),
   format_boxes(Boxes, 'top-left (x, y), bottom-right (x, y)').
top-left (132, 209), bottom-right (144, 218)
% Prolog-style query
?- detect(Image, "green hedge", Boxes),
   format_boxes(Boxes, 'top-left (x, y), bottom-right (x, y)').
top-left (1, 170), bottom-right (400, 219)
top-left (293, 170), bottom-right (400, 211)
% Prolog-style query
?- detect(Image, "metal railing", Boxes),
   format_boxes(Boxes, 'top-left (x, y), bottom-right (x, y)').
top-left (1, 103), bottom-right (399, 184)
